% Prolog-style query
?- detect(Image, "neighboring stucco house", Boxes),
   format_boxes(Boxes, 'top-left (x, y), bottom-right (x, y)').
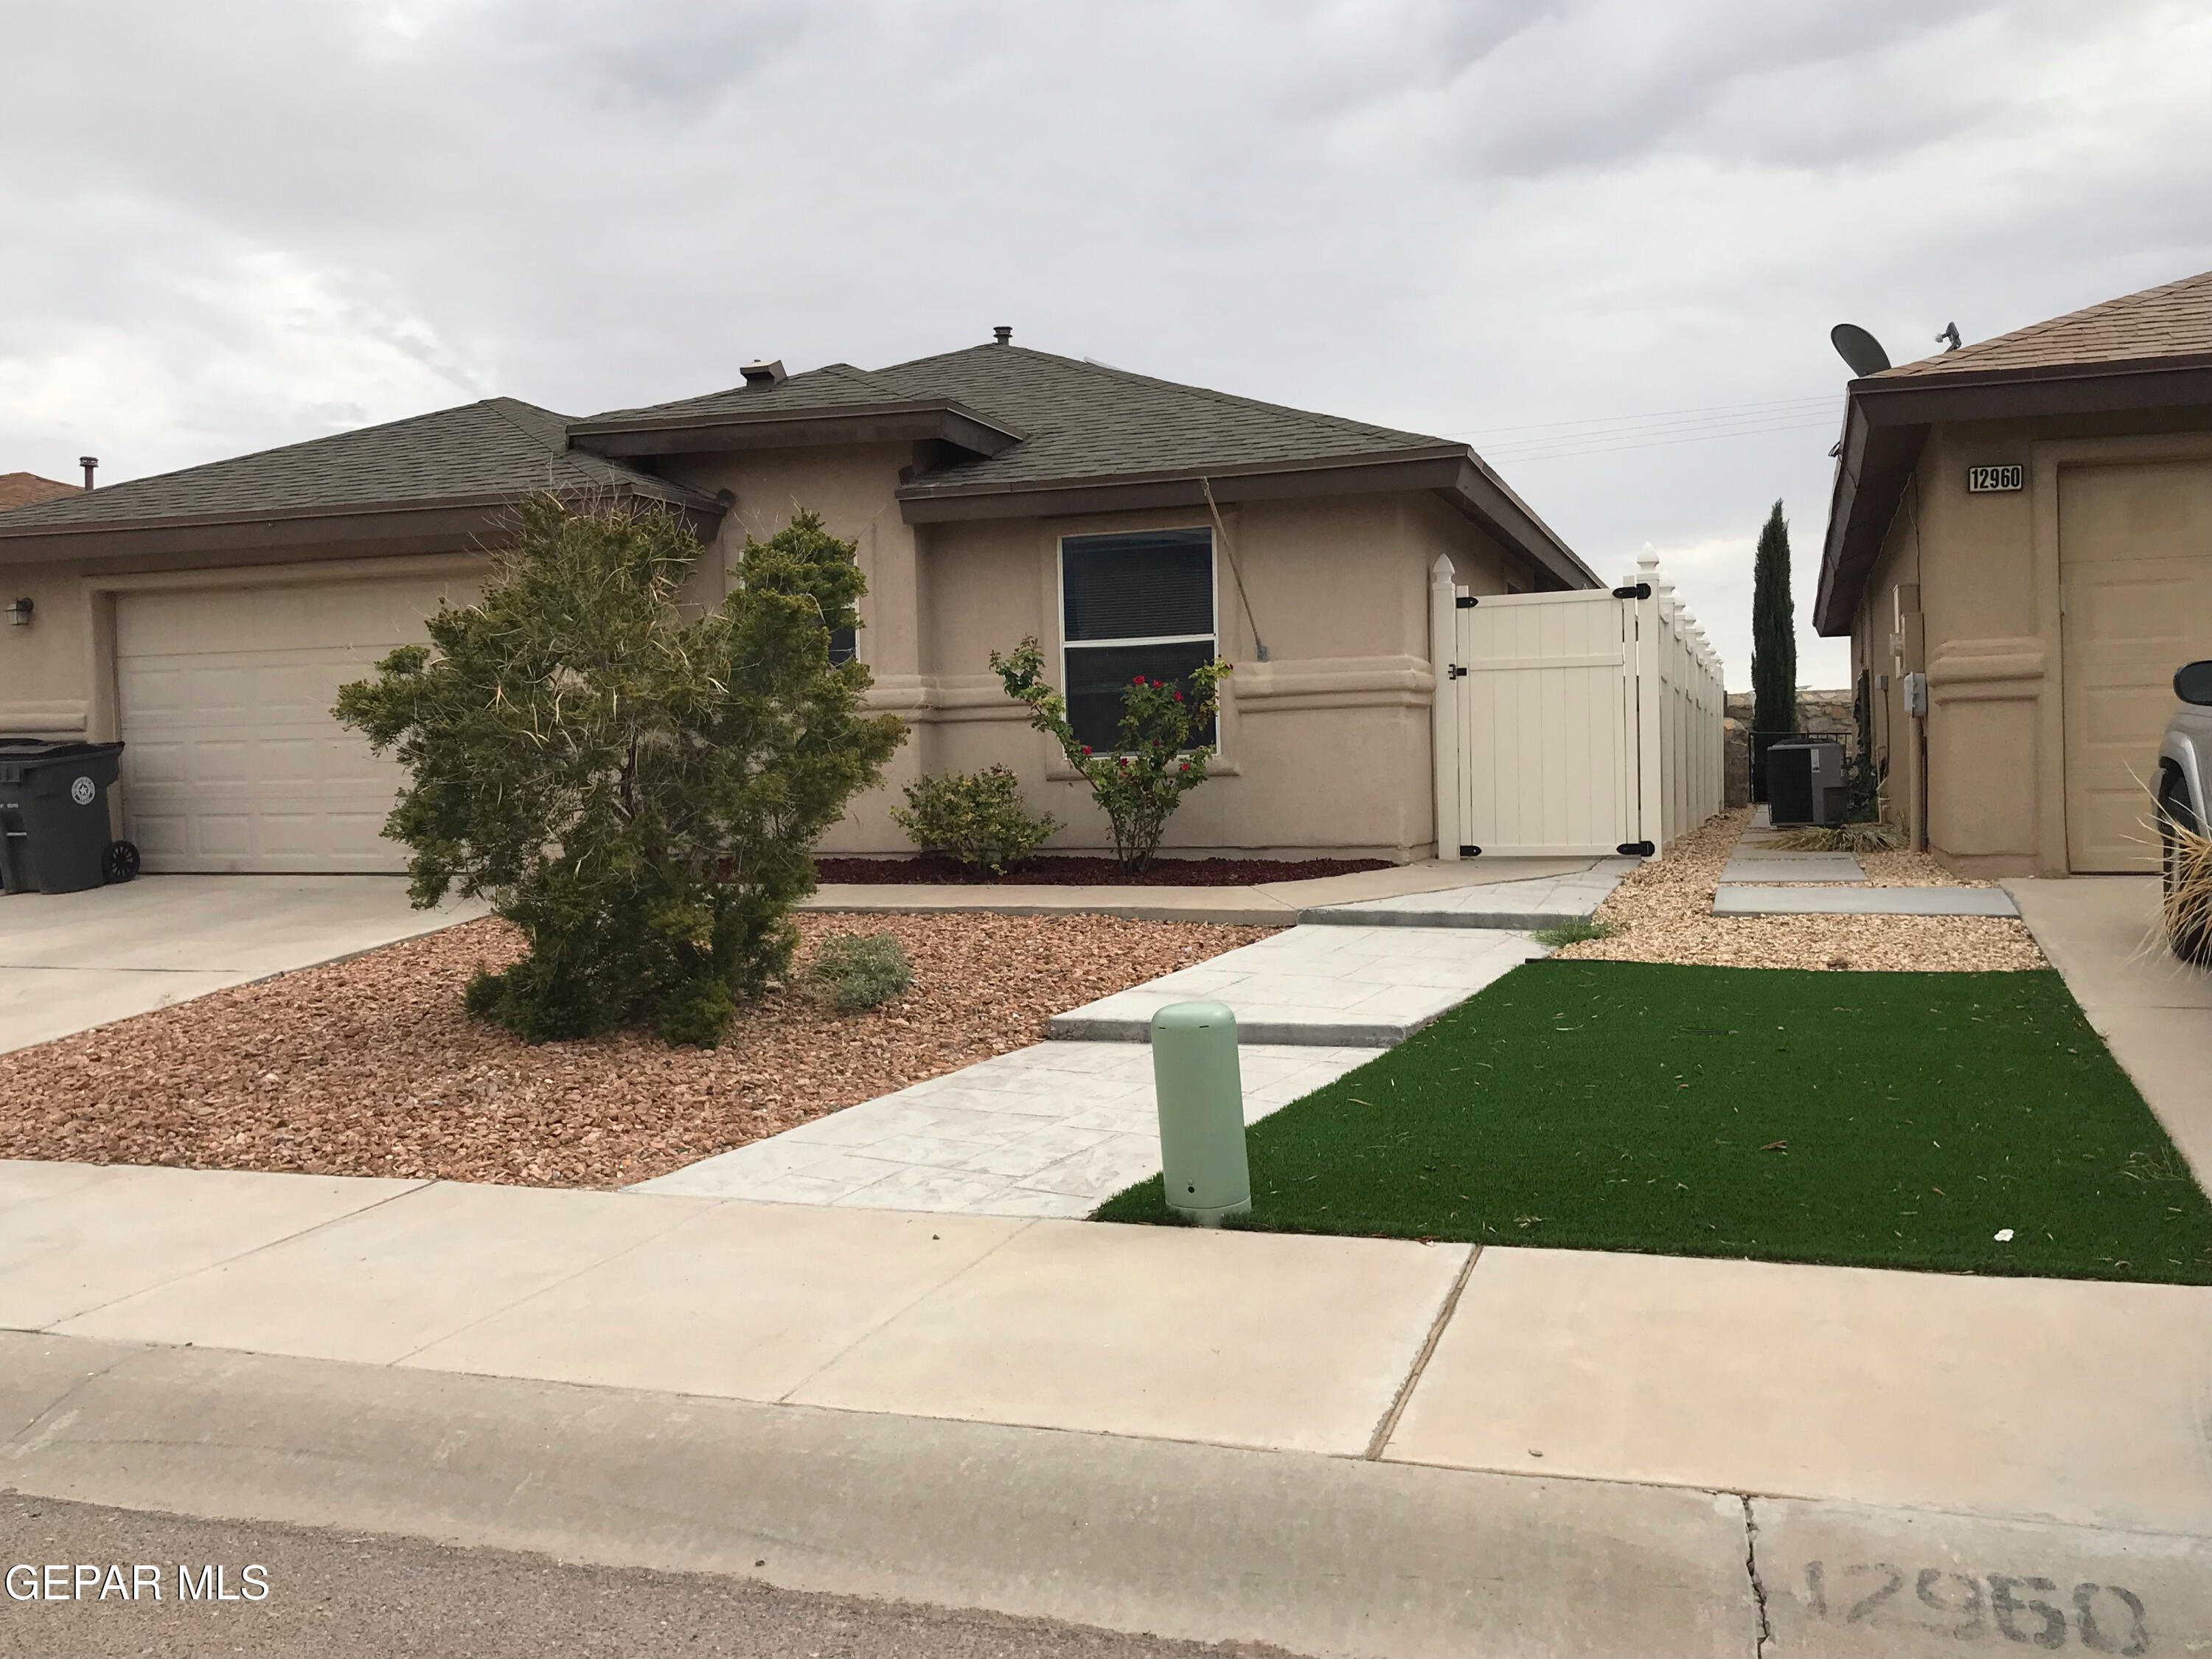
top-left (0, 338), bottom-right (1597, 872)
top-left (1816, 270), bottom-right (2212, 875)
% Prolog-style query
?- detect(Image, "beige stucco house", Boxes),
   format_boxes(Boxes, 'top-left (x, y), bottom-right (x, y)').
top-left (1817, 270), bottom-right (2212, 876)
top-left (0, 338), bottom-right (1597, 872)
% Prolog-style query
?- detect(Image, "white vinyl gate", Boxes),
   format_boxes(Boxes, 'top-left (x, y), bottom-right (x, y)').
top-left (1429, 554), bottom-right (1724, 860)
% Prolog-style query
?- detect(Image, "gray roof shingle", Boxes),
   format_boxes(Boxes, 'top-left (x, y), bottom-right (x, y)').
top-left (582, 344), bottom-right (1453, 490)
top-left (0, 397), bottom-right (714, 535)
top-left (874, 345), bottom-right (1449, 492)
top-left (583, 362), bottom-right (921, 422)
top-left (1876, 269), bottom-right (2212, 380)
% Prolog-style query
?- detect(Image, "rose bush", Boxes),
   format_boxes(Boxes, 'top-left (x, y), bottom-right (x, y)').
top-left (988, 637), bottom-right (1230, 874)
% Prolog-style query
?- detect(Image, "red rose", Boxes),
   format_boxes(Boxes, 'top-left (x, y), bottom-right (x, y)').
top-left (1172, 690), bottom-right (1183, 701)
top-left (1080, 745), bottom-right (1092, 755)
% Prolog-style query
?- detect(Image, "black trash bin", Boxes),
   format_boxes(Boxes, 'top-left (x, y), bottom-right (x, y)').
top-left (0, 739), bottom-right (139, 894)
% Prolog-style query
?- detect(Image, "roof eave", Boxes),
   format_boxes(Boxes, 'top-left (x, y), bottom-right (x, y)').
top-left (1812, 352), bottom-right (2212, 636)
top-left (0, 484), bottom-right (725, 568)
top-left (567, 399), bottom-right (1026, 460)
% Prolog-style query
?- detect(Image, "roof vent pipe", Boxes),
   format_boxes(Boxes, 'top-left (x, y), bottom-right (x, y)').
top-left (992, 325), bottom-right (1012, 345)
top-left (79, 456), bottom-right (97, 490)
top-left (740, 359), bottom-right (786, 389)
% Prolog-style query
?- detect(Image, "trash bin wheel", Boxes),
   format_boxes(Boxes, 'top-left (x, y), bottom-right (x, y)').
top-left (102, 841), bottom-right (141, 884)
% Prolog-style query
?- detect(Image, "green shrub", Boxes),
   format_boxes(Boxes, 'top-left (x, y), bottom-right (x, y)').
top-left (889, 765), bottom-right (1059, 874)
top-left (335, 498), bottom-right (906, 1048)
top-left (809, 931), bottom-right (913, 1011)
top-left (987, 637), bottom-right (1230, 874)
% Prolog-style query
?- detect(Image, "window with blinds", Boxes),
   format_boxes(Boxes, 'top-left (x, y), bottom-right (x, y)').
top-left (1059, 527), bottom-right (1217, 752)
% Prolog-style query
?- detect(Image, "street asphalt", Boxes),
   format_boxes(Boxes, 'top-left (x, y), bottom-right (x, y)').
top-left (0, 1492), bottom-right (1293, 1659)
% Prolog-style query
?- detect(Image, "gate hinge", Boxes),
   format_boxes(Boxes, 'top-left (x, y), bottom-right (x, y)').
top-left (1459, 844), bottom-right (1482, 857)
top-left (1455, 594), bottom-right (1479, 608)
top-left (1613, 583), bottom-right (1652, 599)
top-left (1616, 840), bottom-right (1655, 856)
top-left (1447, 664), bottom-right (1468, 679)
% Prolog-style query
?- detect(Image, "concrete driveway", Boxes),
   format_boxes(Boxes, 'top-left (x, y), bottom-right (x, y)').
top-left (0, 876), bottom-right (490, 1054)
top-left (2007, 874), bottom-right (2212, 1179)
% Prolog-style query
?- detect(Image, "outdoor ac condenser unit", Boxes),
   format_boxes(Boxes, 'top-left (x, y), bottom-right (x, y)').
top-left (1767, 739), bottom-right (1846, 828)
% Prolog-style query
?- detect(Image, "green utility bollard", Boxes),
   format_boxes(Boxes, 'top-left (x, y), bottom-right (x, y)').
top-left (1150, 1000), bottom-right (1251, 1225)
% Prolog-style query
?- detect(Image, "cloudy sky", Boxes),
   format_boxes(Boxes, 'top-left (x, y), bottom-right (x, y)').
top-left (4, 0), bottom-right (2208, 686)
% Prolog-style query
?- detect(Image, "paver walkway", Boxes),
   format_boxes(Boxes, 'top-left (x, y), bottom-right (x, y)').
top-left (633, 1040), bottom-right (1373, 1216)
top-left (800, 854), bottom-right (1620, 926)
top-left (1046, 922), bottom-right (1542, 1045)
top-left (1301, 860), bottom-right (1632, 928)
top-left (1714, 884), bottom-right (2019, 916)
top-left (1716, 846), bottom-right (1866, 883)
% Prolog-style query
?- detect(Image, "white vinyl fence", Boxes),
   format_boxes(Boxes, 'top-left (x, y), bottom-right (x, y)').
top-left (1430, 553), bottom-right (1724, 860)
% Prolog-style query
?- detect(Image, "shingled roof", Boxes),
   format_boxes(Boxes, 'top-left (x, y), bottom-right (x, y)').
top-left (1875, 269), bottom-right (2211, 380)
top-left (874, 344), bottom-right (1443, 491)
top-left (581, 344), bottom-right (1450, 490)
top-left (574, 342), bottom-right (1596, 586)
top-left (0, 397), bottom-right (716, 539)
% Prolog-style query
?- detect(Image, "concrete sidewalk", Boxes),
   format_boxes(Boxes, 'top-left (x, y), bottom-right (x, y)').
top-left (2007, 874), bottom-right (2212, 1179)
top-left (7, 1161), bottom-right (2208, 1534)
top-left (5, 1159), bottom-right (2208, 1655)
top-left (0, 875), bottom-right (487, 1054)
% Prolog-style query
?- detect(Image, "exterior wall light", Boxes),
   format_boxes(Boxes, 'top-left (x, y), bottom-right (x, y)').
top-left (4, 598), bottom-right (30, 627)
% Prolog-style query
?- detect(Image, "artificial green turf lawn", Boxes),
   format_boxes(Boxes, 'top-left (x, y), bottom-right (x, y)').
top-left (1093, 962), bottom-right (2212, 1284)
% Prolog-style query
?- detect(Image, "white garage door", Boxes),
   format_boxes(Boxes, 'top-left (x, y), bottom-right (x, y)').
top-left (116, 573), bottom-right (479, 873)
top-left (2059, 459), bottom-right (2212, 872)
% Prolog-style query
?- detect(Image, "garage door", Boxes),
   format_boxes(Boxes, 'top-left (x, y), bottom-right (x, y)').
top-left (116, 572), bottom-right (479, 873)
top-left (2059, 459), bottom-right (2212, 872)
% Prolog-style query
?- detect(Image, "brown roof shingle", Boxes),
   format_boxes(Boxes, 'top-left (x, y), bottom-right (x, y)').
top-left (1877, 269), bottom-right (2212, 379)
top-left (0, 472), bottom-right (80, 511)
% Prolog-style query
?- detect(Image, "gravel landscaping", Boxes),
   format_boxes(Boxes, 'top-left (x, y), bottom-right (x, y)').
top-left (1557, 807), bottom-right (2048, 973)
top-left (0, 913), bottom-right (1269, 1188)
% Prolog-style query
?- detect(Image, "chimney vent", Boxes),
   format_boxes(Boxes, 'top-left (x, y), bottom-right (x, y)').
top-left (740, 359), bottom-right (787, 389)
top-left (79, 456), bottom-right (97, 490)
top-left (992, 325), bottom-right (1012, 345)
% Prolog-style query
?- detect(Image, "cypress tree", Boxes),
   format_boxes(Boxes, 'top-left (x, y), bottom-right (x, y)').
top-left (1750, 499), bottom-right (1796, 736)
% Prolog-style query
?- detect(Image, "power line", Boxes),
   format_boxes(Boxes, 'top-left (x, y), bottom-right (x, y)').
top-left (1478, 406), bottom-right (1840, 459)
top-left (1480, 416), bottom-right (1839, 465)
top-left (1445, 392), bottom-right (1837, 441)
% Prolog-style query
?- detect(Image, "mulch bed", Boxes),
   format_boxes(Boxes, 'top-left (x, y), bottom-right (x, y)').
top-left (814, 854), bottom-right (1391, 886)
top-left (0, 913), bottom-right (1270, 1189)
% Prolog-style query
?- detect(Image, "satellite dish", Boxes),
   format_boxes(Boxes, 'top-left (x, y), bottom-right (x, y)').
top-left (1830, 324), bottom-right (1891, 377)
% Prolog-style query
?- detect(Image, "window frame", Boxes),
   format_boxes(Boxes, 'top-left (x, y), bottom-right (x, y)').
top-left (1054, 525), bottom-right (1220, 759)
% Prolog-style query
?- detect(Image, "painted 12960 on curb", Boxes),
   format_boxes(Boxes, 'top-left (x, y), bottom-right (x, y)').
top-left (1803, 1559), bottom-right (2149, 1653)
